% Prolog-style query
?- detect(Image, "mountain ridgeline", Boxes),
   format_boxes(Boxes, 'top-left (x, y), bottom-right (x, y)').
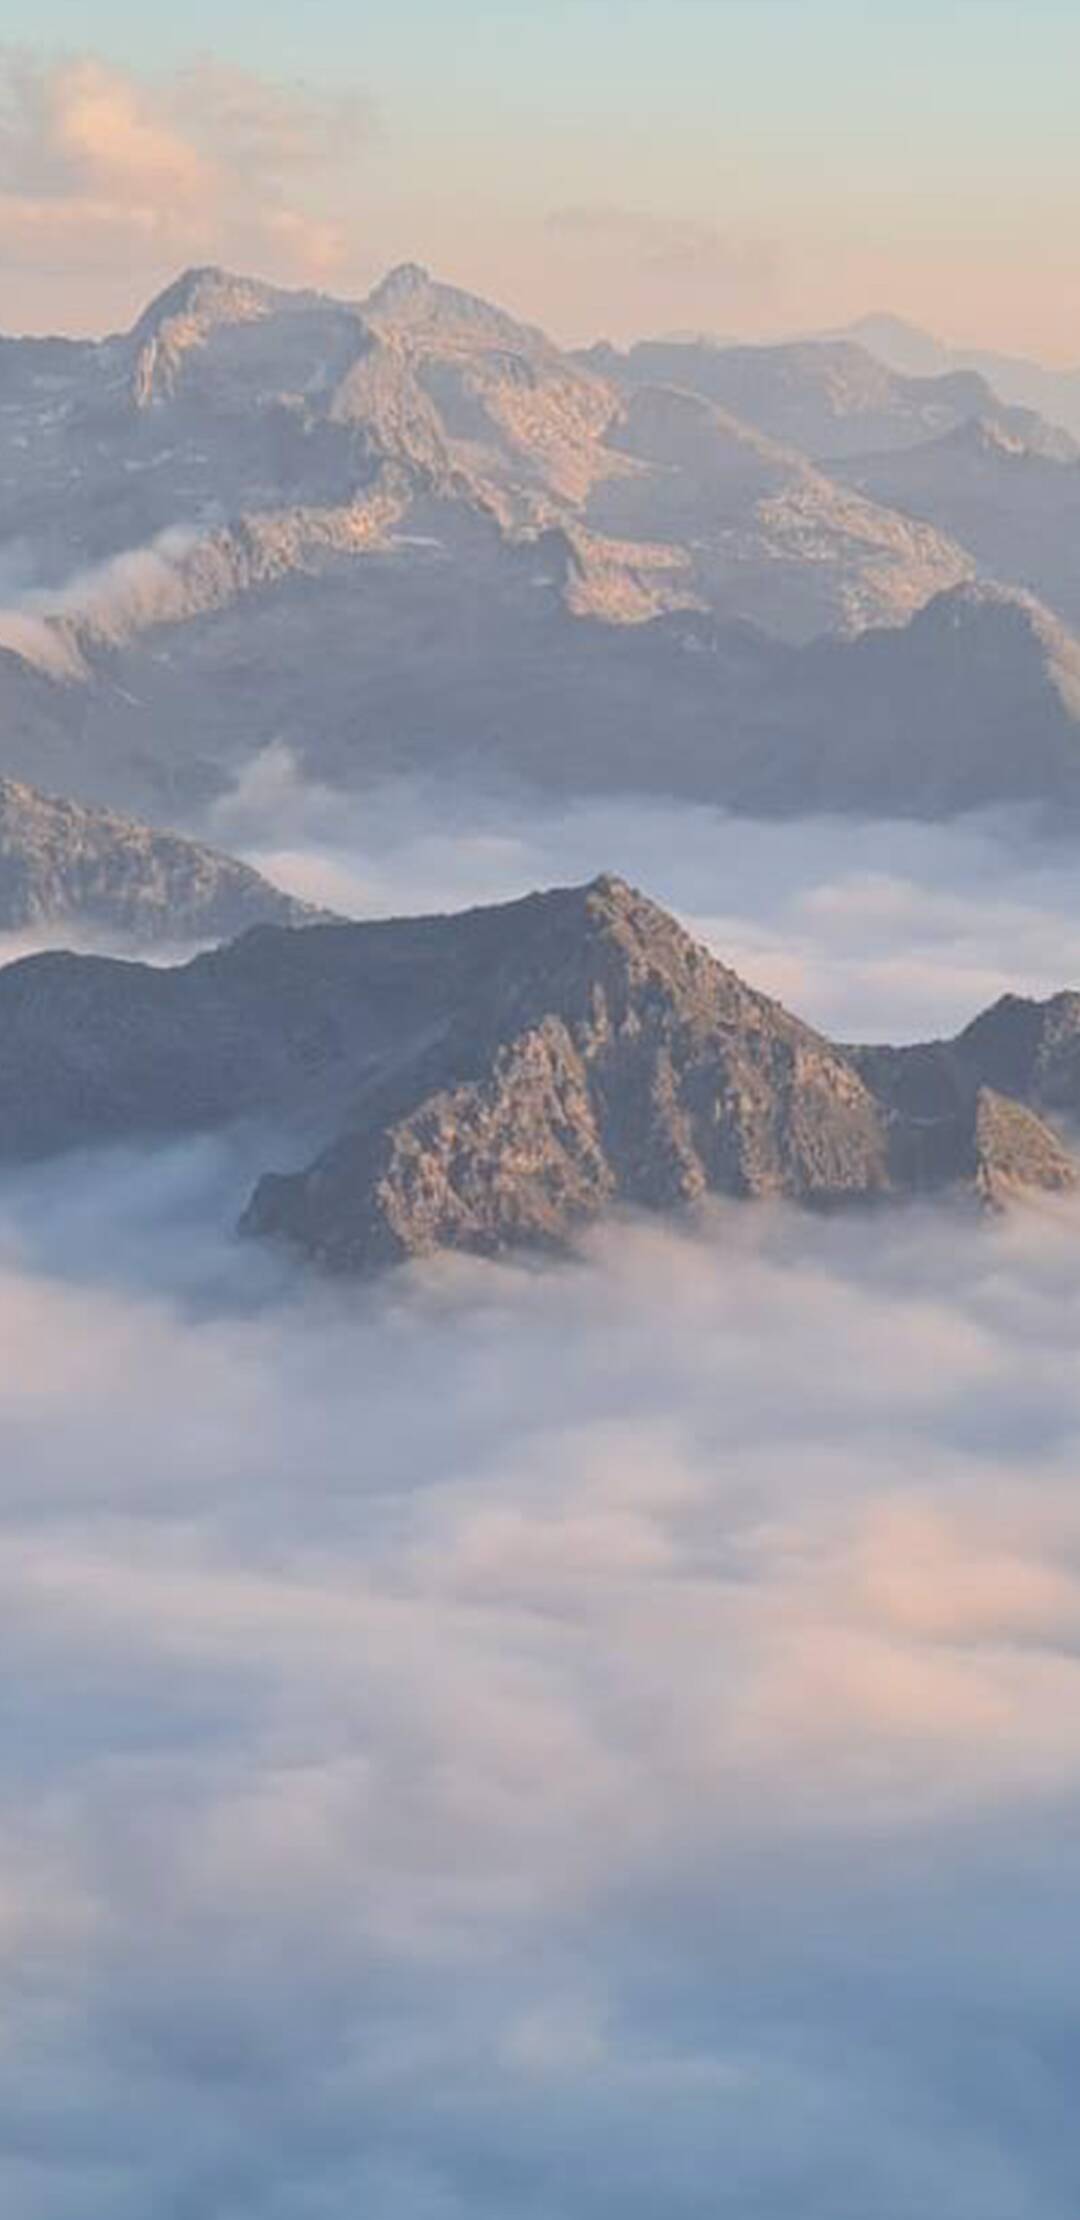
top-left (0, 774), bottom-right (319, 942)
top-left (3, 264), bottom-right (1080, 825)
top-left (0, 875), bottom-right (1075, 1271)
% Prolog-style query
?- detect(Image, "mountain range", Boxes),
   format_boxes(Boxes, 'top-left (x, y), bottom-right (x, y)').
top-left (582, 334), bottom-right (1077, 465)
top-left (594, 332), bottom-right (1080, 630)
top-left (4, 264), bottom-right (1080, 828)
top-left (0, 873), bottom-right (1075, 1271)
top-left (839, 314), bottom-right (1080, 442)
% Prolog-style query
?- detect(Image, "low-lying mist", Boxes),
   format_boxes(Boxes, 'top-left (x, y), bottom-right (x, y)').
top-left (212, 747), bottom-right (1080, 1041)
top-left (3, 1137), bottom-right (1080, 2217)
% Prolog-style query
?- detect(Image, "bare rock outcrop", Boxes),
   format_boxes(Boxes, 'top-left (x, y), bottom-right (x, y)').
top-left (0, 774), bottom-right (319, 943)
top-left (0, 873), bottom-right (1071, 1264)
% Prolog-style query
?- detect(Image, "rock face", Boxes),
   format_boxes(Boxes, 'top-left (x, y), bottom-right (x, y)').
top-left (241, 880), bottom-right (1076, 1266)
top-left (0, 873), bottom-right (1069, 1267)
top-left (0, 775), bottom-right (318, 943)
top-left (854, 987), bottom-right (1080, 1133)
top-left (241, 874), bottom-right (900, 1268)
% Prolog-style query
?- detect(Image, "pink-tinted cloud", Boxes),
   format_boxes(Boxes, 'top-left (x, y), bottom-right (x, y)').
top-left (0, 52), bottom-right (373, 286)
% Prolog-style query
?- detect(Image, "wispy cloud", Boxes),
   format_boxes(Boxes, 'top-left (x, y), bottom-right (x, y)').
top-left (547, 203), bottom-right (778, 287)
top-left (0, 50), bottom-right (374, 284)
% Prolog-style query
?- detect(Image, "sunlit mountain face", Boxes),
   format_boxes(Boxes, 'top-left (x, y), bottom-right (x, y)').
top-left (4, 260), bottom-right (1080, 832)
top-left (4, 5), bottom-right (1080, 2209)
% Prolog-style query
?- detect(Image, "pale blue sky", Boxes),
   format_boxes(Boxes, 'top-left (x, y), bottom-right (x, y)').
top-left (19, 0), bottom-right (1079, 130)
top-left (4, 0), bottom-right (1078, 351)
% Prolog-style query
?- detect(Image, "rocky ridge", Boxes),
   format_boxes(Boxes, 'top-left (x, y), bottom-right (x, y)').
top-left (832, 425), bottom-right (1080, 630)
top-left (0, 874), bottom-right (1072, 1268)
top-left (0, 260), bottom-right (976, 672)
top-left (586, 334), bottom-right (1077, 464)
top-left (0, 773), bottom-right (318, 943)
top-left (5, 265), bottom-right (1080, 823)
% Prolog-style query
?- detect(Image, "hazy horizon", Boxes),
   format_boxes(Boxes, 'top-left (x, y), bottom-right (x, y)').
top-left (7, 245), bottom-right (1077, 373)
top-left (3, 1), bottom-right (1080, 361)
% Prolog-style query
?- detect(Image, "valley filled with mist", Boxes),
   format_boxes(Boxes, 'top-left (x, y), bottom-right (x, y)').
top-left (4, 1137), bottom-right (1080, 2216)
top-left (3, 28), bottom-right (1080, 2204)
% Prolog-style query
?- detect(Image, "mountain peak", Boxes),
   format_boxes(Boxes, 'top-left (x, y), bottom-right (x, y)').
top-left (361, 262), bottom-right (547, 353)
top-left (585, 869), bottom-right (635, 903)
top-left (367, 262), bottom-right (433, 306)
top-left (131, 265), bottom-right (274, 340)
top-left (843, 312), bottom-right (947, 376)
top-left (0, 874), bottom-right (1069, 1264)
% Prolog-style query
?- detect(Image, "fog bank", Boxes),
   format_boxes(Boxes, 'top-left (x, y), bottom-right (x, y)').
top-left (2, 1146), bottom-right (1080, 2215)
top-left (214, 754), bottom-right (1080, 1041)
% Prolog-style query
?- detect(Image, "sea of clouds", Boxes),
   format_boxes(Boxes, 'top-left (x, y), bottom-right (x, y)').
top-left (3, 780), bottom-right (1080, 2214)
top-left (213, 747), bottom-right (1080, 1043)
top-left (3, 1131), bottom-right (1080, 2216)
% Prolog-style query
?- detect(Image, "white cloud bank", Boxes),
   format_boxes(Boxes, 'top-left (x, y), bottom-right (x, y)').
top-left (213, 751), bottom-right (1080, 1042)
top-left (1, 1137), bottom-right (1080, 2216)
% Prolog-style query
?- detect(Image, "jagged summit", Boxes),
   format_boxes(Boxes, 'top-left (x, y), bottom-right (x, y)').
top-left (129, 266), bottom-right (281, 407)
top-left (952, 987), bottom-right (1080, 1111)
top-left (130, 258), bottom-right (538, 349)
top-left (0, 874), bottom-right (1069, 1266)
top-left (6, 263), bottom-right (1080, 821)
top-left (130, 265), bottom-right (277, 340)
top-left (361, 261), bottom-right (548, 351)
top-left (364, 262), bottom-right (433, 307)
top-left (584, 869), bottom-right (634, 904)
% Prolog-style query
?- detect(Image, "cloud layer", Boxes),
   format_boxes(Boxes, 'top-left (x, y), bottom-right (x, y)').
top-left (0, 780), bottom-right (1076, 2211)
top-left (214, 755), bottom-right (1080, 1042)
top-left (1, 1134), bottom-right (1080, 2215)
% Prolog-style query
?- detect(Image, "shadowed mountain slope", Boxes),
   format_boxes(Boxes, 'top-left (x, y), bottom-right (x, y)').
top-left (0, 874), bottom-right (1071, 1268)
top-left (583, 335), bottom-right (1075, 463)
